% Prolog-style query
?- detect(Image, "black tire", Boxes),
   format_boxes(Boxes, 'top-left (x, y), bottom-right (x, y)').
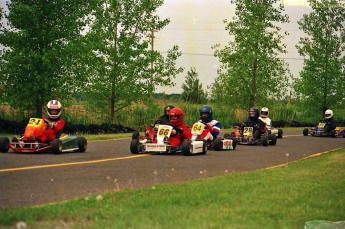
top-left (132, 131), bottom-right (140, 139)
top-left (130, 139), bottom-right (140, 154)
top-left (277, 129), bottom-right (283, 138)
top-left (330, 130), bottom-right (336, 138)
top-left (0, 137), bottom-right (10, 153)
top-left (51, 139), bottom-right (63, 154)
top-left (214, 138), bottom-right (222, 151)
top-left (202, 140), bottom-right (207, 155)
top-left (269, 134), bottom-right (277, 145)
top-left (75, 137), bottom-right (87, 152)
top-left (262, 134), bottom-right (269, 146)
top-left (303, 128), bottom-right (309, 136)
top-left (232, 138), bottom-right (237, 150)
top-left (181, 140), bottom-right (192, 156)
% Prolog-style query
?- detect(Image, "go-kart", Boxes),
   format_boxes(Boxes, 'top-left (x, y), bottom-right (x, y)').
top-left (0, 118), bottom-right (87, 154)
top-left (130, 124), bottom-right (207, 156)
top-left (303, 121), bottom-right (345, 137)
top-left (191, 122), bottom-right (236, 151)
top-left (232, 124), bottom-right (277, 146)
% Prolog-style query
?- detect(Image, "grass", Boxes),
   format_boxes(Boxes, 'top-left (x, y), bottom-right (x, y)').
top-left (0, 145), bottom-right (344, 228)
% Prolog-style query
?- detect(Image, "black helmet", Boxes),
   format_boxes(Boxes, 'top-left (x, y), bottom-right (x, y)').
top-left (249, 107), bottom-right (259, 120)
top-left (199, 105), bottom-right (213, 123)
top-left (164, 104), bottom-right (174, 114)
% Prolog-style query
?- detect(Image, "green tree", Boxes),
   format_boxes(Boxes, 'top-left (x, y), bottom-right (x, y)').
top-left (181, 67), bottom-right (207, 104)
top-left (211, 0), bottom-right (291, 109)
top-left (84, 0), bottom-right (183, 123)
top-left (294, 0), bottom-right (345, 114)
top-left (0, 0), bottom-right (95, 116)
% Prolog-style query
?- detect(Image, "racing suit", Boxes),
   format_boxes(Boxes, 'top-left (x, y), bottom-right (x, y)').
top-left (259, 116), bottom-right (272, 129)
top-left (322, 117), bottom-right (336, 135)
top-left (169, 123), bottom-right (191, 147)
top-left (197, 119), bottom-right (221, 141)
top-left (39, 116), bottom-right (65, 143)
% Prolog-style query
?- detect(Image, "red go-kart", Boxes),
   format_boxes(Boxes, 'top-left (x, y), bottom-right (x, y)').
top-left (0, 118), bottom-right (87, 154)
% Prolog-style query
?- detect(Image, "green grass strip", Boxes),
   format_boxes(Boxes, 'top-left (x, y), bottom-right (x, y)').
top-left (1, 147), bottom-right (345, 228)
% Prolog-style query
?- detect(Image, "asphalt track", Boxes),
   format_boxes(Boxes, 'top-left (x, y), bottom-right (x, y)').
top-left (0, 130), bottom-right (344, 208)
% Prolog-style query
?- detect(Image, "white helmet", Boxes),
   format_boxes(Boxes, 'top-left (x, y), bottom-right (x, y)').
top-left (47, 100), bottom-right (62, 119)
top-left (260, 107), bottom-right (269, 118)
top-left (324, 109), bottom-right (333, 119)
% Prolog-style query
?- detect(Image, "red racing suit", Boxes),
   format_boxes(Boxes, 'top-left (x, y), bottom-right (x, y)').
top-left (169, 123), bottom-right (192, 147)
top-left (39, 116), bottom-right (65, 143)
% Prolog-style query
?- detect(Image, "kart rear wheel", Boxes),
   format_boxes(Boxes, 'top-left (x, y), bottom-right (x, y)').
top-left (132, 131), bottom-right (140, 139)
top-left (0, 137), bottom-right (10, 153)
top-left (51, 139), bottom-right (63, 154)
top-left (303, 128), bottom-right (309, 136)
top-left (269, 134), bottom-right (277, 145)
top-left (277, 129), bottom-right (283, 138)
top-left (181, 140), bottom-right (192, 156)
top-left (262, 134), bottom-right (269, 146)
top-left (130, 139), bottom-right (140, 154)
top-left (75, 137), bottom-right (87, 152)
top-left (232, 138), bottom-right (237, 150)
top-left (214, 138), bottom-right (222, 151)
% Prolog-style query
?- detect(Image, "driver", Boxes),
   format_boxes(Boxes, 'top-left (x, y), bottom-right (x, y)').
top-left (39, 100), bottom-right (65, 143)
top-left (322, 109), bottom-right (336, 135)
top-left (259, 107), bottom-right (272, 129)
top-left (169, 107), bottom-right (191, 147)
top-left (241, 107), bottom-right (266, 139)
top-left (155, 104), bottom-right (174, 124)
top-left (196, 105), bottom-right (221, 140)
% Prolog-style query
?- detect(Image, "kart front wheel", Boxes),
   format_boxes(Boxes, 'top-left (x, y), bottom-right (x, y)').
top-left (132, 131), bottom-right (140, 139)
top-left (130, 139), bottom-right (140, 154)
top-left (269, 134), bottom-right (277, 145)
top-left (277, 129), bottom-right (283, 138)
top-left (303, 128), bottom-right (309, 136)
top-left (181, 140), bottom-right (192, 156)
top-left (262, 134), bottom-right (269, 146)
top-left (0, 137), bottom-right (10, 153)
top-left (75, 137), bottom-right (87, 152)
top-left (51, 139), bottom-right (63, 154)
top-left (202, 140), bottom-right (207, 155)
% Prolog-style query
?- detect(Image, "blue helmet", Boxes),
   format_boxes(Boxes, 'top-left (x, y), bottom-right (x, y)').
top-left (199, 105), bottom-right (213, 123)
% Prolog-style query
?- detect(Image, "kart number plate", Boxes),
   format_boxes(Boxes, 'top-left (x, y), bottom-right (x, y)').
top-left (318, 122), bottom-right (325, 128)
top-left (145, 143), bottom-right (166, 152)
top-left (157, 125), bottom-right (172, 138)
top-left (243, 127), bottom-right (253, 137)
top-left (222, 139), bottom-right (233, 150)
top-left (191, 123), bottom-right (204, 134)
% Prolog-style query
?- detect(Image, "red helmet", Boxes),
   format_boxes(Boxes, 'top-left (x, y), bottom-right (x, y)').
top-left (169, 107), bottom-right (184, 126)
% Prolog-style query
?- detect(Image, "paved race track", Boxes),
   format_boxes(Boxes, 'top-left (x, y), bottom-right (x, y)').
top-left (1, 130), bottom-right (344, 208)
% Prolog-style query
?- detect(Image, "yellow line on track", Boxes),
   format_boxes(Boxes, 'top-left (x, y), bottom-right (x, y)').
top-left (0, 154), bottom-right (149, 173)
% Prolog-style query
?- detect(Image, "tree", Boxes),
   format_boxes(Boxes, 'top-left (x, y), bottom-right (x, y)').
top-left (294, 0), bottom-right (345, 114)
top-left (0, 0), bottom-right (95, 117)
top-left (211, 0), bottom-right (291, 109)
top-left (181, 67), bottom-right (207, 104)
top-left (84, 0), bottom-right (183, 123)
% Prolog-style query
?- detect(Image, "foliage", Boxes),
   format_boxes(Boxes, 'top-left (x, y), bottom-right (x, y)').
top-left (211, 0), bottom-right (292, 109)
top-left (294, 0), bottom-right (345, 115)
top-left (181, 67), bottom-right (207, 104)
top-left (83, 0), bottom-right (184, 123)
top-left (0, 0), bottom-right (95, 117)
